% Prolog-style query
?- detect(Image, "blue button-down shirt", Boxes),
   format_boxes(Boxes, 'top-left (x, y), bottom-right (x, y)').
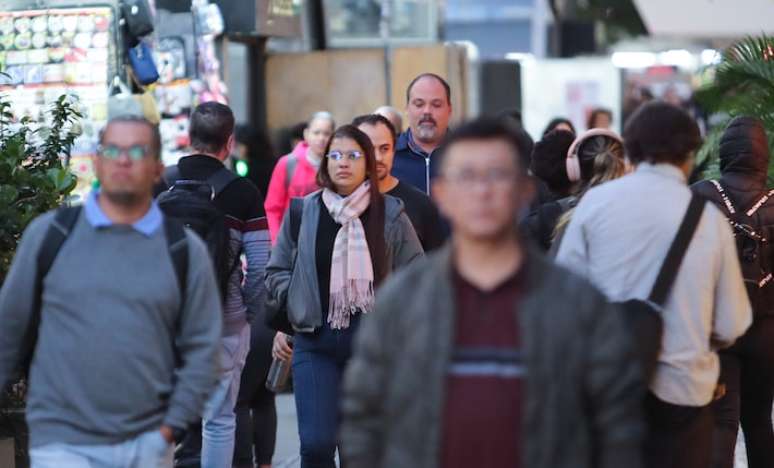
top-left (83, 190), bottom-right (163, 237)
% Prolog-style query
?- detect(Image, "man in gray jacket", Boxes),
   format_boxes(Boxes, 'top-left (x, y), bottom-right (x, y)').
top-left (0, 116), bottom-right (222, 468)
top-left (340, 118), bottom-right (644, 468)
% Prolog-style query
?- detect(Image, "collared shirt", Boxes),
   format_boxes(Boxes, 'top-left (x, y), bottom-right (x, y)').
top-left (556, 162), bottom-right (752, 406)
top-left (84, 190), bottom-right (163, 237)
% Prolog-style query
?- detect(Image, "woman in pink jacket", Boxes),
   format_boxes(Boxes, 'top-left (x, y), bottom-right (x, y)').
top-left (265, 112), bottom-right (335, 242)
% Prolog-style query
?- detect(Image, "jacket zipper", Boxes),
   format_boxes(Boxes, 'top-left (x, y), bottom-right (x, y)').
top-left (425, 156), bottom-right (431, 196)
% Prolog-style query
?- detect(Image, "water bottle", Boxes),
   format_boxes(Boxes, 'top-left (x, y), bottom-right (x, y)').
top-left (265, 335), bottom-right (294, 393)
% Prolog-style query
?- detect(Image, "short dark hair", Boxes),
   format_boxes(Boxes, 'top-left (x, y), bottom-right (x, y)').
top-left (406, 73), bottom-right (451, 105)
top-left (437, 117), bottom-right (524, 174)
top-left (189, 102), bottom-right (235, 154)
top-left (352, 114), bottom-right (397, 146)
top-left (543, 117), bottom-right (576, 136)
top-left (587, 107), bottom-right (612, 130)
top-left (530, 129), bottom-right (576, 196)
top-left (623, 101), bottom-right (702, 166)
top-left (100, 115), bottom-right (162, 160)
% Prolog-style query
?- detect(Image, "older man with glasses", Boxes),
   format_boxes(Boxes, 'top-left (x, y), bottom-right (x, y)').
top-left (0, 115), bottom-right (223, 468)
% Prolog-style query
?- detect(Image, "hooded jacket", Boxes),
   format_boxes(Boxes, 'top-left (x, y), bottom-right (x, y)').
top-left (693, 116), bottom-right (774, 316)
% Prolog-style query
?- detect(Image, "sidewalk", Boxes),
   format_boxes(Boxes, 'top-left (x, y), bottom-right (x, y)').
top-left (273, 394), bottom-right (300, 468)
top-left (271, 392), bottom-right (761, 468)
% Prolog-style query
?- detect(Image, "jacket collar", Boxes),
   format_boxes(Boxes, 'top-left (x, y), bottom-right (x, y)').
top-left (635, 162), bottom-right (687, 184)
top-left (84, 190), bottom-right (162, 237)
top-left (396, 129), bottom-right (439, 158)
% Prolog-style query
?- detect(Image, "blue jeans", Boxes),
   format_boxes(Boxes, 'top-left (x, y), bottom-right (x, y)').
top-left (30, 430), bottom-right (173, 468)
top-left (293, 317), bottom-right (359, 468)
top-left (201, 324), bottom-right (251, 468)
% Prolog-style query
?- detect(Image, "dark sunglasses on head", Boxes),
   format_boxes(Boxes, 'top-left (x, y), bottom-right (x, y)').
top-left (326, 150), bottom-right (364, 161)
top-left (97, 144), bottom-right (151, 161)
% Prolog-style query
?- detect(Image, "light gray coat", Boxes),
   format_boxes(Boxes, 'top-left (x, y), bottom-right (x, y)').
top-left (265, 191), bottom-right (423, 332)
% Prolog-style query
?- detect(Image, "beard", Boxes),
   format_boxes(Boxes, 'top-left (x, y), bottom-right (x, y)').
top-left (415, 123), bottom-right (437, 143)
top-left (102, 189), bottom-right (143, 207)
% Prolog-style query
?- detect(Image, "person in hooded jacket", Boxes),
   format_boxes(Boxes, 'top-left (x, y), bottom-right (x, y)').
top-left (692, 116), bottom-right (774, 468)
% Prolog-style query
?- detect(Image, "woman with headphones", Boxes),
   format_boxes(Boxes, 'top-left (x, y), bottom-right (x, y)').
top-left (523, 129), bottom-right (629, 253)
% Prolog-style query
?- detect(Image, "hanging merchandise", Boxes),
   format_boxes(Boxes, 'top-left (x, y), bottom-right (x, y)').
top-left (121, 0), bottom-right (154, 39)
top-left (108, 76), bottom-right (143, 118)
top-left (192, 1), bottom-right (224, 37)
top-left (128, 41), bottom-right (159, 85)
top-left (156, 36), bottom-right (187, 83)
top-left (0, 6), bottom-right (117, 200)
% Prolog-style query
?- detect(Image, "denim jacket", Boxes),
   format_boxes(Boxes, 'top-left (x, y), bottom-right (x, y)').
top-left (265, 191), bottom-right (424, 332)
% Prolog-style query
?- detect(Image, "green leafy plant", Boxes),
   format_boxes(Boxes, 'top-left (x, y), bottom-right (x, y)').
top-left (694, 35), bottom-right (774, 182)
top-left (0, 93), bottom-right (81, 284)
top-left (0, 85), bottom-right (81, 467)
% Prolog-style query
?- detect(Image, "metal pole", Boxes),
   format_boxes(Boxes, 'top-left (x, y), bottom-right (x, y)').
top-left (380, 0), bottom-right (393, 105)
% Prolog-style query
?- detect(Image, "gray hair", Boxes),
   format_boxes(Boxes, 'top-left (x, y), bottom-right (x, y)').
top-left (99, 115), bottom-right (162, 160)
top-left (374, 106), bottom-right (403, 133)
top-left (309, 111), bottom-right (335, 129)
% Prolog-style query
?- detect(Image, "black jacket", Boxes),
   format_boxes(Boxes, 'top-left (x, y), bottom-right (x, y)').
top-left (692, 116), bottom-right (774, 316)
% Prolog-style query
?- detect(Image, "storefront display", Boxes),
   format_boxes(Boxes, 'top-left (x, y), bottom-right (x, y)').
top-left (0, 6), bottom-right (116, 200)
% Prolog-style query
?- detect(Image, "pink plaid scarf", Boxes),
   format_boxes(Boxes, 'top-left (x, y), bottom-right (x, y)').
top-left (322, 182), bottom-right (374, 329)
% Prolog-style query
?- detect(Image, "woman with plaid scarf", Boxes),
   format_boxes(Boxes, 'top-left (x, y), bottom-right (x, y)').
top-left (265, 124), bottom-right (423, 468)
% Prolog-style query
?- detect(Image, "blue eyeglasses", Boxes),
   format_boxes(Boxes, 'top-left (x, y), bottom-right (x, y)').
top-left (326, 150), bottom-right (364, 161)
top-left (97, 144), bottom-right (152, 161)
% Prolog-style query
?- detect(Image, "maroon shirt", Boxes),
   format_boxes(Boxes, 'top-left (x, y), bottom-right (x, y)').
top-left (440, 268), bottom-right (525, 468)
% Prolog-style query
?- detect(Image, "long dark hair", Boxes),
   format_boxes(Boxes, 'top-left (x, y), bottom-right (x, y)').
top-left (317, 125), bottom-right (388, 284)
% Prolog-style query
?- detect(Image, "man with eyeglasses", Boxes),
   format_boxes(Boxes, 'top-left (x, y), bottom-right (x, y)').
top-left (340, 118), bottom-right (645, 468)
top-left (0, 115), bottom-right (223, 468)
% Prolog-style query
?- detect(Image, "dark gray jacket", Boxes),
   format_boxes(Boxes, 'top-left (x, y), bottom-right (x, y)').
top-left (265, 191), bottom-right (423, 332)
top-left (340, 245), bottom-right (644, 468)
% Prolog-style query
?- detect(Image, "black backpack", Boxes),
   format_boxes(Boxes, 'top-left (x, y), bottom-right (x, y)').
top-left (617, 195), bottom-right (705, 382)
top-left (17, 206), bottom-right (188, 380)
top-left (709, 180), bottom-right (774, 315)
top-left (157, 166), bottom-right (239, 300)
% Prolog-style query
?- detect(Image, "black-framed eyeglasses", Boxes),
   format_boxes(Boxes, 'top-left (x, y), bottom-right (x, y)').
top-left (326, 150), bottom-right (364, 161)
top-left (97, 144), bottom-right (152, 161)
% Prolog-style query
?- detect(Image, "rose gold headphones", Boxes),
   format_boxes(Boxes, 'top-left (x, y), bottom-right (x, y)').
top-left (565, 128), bottom-right (624, 182)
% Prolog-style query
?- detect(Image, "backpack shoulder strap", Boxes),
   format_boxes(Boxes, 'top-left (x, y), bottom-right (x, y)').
top-left (163, 218), bottom-right (188, 367)
top-left (23, 206), bottom-right (82, 375)
top-left (163, 218), bottom-right (188, 302)
top-left (285, 154), bottom-right (298, 188)
top-left (289, 197), bottom-right (304, 244)
top-left (744, 188), bottom-right (774, 218)
top-left (206, 166), bottom-right (240, 197)
top-left (709, 180), bottom-right (737, 215)
top-left (164, 165), bottom-right (182, 188)
top-left (649, 195), bottom-right (705, 306)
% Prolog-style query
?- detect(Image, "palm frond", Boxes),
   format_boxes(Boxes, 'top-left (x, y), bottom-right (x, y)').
top-left (696, 34), bottom-right (774, 182)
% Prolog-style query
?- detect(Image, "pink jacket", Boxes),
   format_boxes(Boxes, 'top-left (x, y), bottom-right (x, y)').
top-left (265, 142), bottom-right (321, 243)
